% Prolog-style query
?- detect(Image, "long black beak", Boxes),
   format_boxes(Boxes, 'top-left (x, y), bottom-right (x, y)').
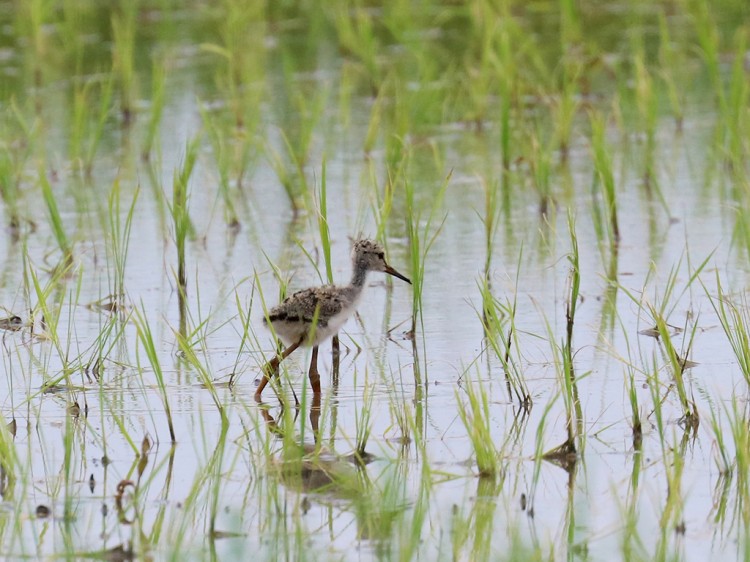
top-left (384, 264), bottom-right (411, 284)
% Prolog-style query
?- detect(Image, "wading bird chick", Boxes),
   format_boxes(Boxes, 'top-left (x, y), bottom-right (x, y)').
top-left (255, 239), bottom-right (411, 401)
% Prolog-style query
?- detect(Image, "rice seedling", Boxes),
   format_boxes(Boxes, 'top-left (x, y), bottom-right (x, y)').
top-left (533, 214), bottom-right (584, 467)
top-left (327, 0), bottom-right (382, 93)
top-left (383, 375), bottom-right (415, 453)
top-left (527, 127), bottom-right (554, 218)
top-left (689, 0), bottom-right (723, 109)
top-left (458, 36), bottom-right (493, 129)
top-left (553, 2), bottom-right (582, 160)
top-left (480, 177), bottom-right (500, 292)
top-left (608, 302), bottom-right (643, 447)
top-left (625, 363), bottom-right (643, 445)
top-left (362, 84), bottom-right (386, 154)
top-left (175, 325), bottom-right (228, 423)
top-left (203, 0), bottom-right (267, 130)
top-left (69, 74), bottom-right (114, 177)
top-left (277, 73), bottom-right (328, 170)
top-left (371, 152), bottom-right (406, 242)
top-left (0, 145), bottom-right (22, 236)
top-left (264, 134), bottom-right (308, 217)
top-left (0, 410), bottom-right (19, 491)
top-left (58, 0), bottom-right (94, 72)
top-left (657, 12), bottom-right (685, 130)
top-left (390, 55), bottom-right (448, 135)
top-left (476, 260), bottom-right (530, 407)
top-left (242, 267), bottom-right (291, 396)
top-left (170, 136), bottom-right (200, 335)
top-left (353, 382), bottom-right (374, 461)
top-left (562, 213), bottom-right (582, 431)
top-left (38, 167), bottom-right (73, 269)
top-left (230, 276), bottom-right (261, 389)
top-left (722, 28), bottom-right (749, 178)
top-left (315, 161), bottom-right (333, 284)
top-left (13, 0), bottom-right (53, 91)
top-left (314, 159), bottom-right (339, 358)
top-left (105, 179), bottom-right (138, 309)
top-left (141, 55), bottom-right (167, 162)
top-left (2, 1), bottom-right (750, 559)
top-left (24, 252), bottom-right (74, 369)
top-left (60, 404), bottom-right (82, 523)
top-left (589, 111), bottom-right (620, 248)
top-left (708, 273), bottom-right (750, 389)
top-left (484, 2), bottom-right (519, 183)
top-left (650, 304), bottom-right (699, 430)
top-left (200, 106), bottom-right (241, 229)
top-left (403, 169), bottom-right (449, 372)
top-left (723, 398), bottom-right (750, 529)
top-left (631, 44), bottom-right (659, 190)
top-left (620, 255), bottom-right (709, 431)
top-left (132, 305), bottom-right (175, 443)
top-left (477, 172), bottom-right (511, 385)
top-left (706, 400), bottom-right (732, 476)
top-left (456, 371), bottom-right (500, 477)
top-left (111, 3), bottom-right (137, 124)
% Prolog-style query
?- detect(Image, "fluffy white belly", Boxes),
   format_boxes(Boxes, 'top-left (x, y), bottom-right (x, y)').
top-left (270, 300), bottom-right (358, 347)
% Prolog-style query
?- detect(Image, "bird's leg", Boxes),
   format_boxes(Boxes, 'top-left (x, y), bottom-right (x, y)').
top-left (308, 345), bottom-right (321, 394)
top-left (310, 392), bottom-right (321, 444)
top-left (331, 335), bottom-right (340, 389)
top-left (255, 337), bottom-right (304, 402)
top-left (332, 335), bottom-right (340, 357)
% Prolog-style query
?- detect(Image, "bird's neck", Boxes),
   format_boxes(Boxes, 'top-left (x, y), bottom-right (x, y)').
top-left (350, 265), bottom-right (368, 288)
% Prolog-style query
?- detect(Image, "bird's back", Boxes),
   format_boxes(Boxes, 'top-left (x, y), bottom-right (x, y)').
top-left (264, 284), bottom-right (359, 345)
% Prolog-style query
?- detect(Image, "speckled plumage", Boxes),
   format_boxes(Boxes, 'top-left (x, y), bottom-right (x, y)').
top-left (264, 239), bottom-right (410, 347)
top-left (255, 239), bottom-right (411, 401)
top-left (264, 284), bottom-right (360, 346)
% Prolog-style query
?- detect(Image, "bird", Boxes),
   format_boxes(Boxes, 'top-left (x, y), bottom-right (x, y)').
top-left (255, 239), bottom-right (411, 401)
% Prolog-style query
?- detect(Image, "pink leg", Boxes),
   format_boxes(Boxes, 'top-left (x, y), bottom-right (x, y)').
top-left (255, 337), bottom-right (303, 402)
top-left (308, 345), bottom-right (321, 394)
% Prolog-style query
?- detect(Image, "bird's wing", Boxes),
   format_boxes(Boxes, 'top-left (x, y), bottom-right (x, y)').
top-left (315, 287), bottom-right (347, 321)
top-left (270, 286), bottom-right (345, 326)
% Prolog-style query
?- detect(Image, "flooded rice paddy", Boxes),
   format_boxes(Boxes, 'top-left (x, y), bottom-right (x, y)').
top-left (0, 1), bottom-right (749, 560)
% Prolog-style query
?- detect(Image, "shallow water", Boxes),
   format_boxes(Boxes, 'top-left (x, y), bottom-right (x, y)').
top-left (0, 3), bottom-right (749, 561)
